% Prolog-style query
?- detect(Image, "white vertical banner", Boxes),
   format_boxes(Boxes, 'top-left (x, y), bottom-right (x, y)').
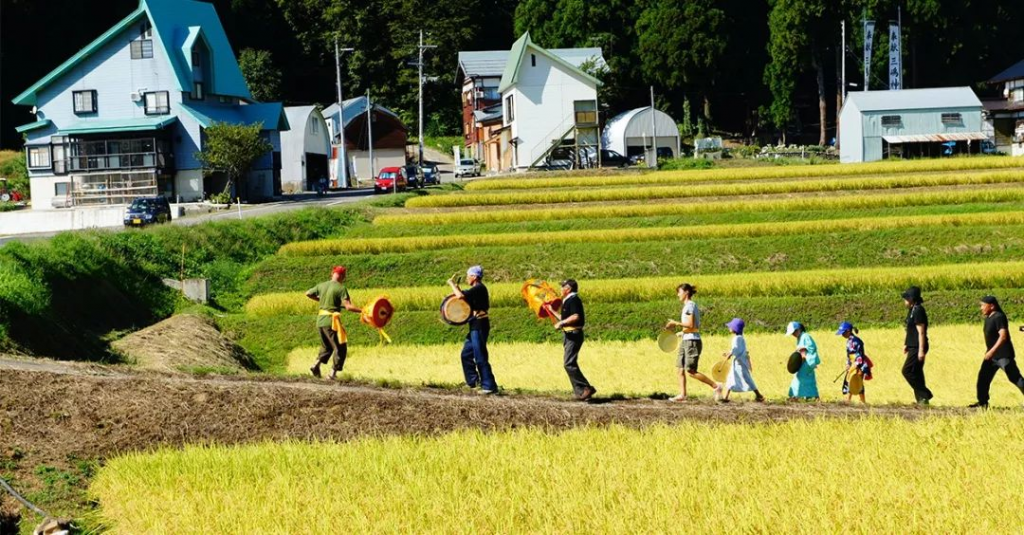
top-left (888, 23), bottom-right (902, 90)
top-left (863, 21), bottom-right (875, 91)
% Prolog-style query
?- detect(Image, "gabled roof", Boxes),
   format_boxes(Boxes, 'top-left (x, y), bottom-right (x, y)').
top-left (323, 97), bottom-right (404, 129)
top-left (497, 33), bottom-right (603, 93)
top-left (843, 87), bottom-right (982, 113)
top-left (13, 0), bottom-right (252, 107)
top-left (989, 59), bottom-right (1024, 84)
top-left (181, 102), bottom-right (290, 131)
top-left (15, 119), bottom-right (53, 134)
top-left (458, 48), bottom-right (604, 80)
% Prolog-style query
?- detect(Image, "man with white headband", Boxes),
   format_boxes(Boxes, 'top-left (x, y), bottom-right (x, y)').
top-left (448, 265), bottom-right (499, 394)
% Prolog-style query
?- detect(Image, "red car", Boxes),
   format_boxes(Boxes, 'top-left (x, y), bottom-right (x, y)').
top-left (374, 167), bottom-right (408, 193)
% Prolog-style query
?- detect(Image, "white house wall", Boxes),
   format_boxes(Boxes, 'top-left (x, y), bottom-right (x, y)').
top-left (839, 103), bottom-right (864, 163)
top-left (505, 45), bottom-right (598, 168)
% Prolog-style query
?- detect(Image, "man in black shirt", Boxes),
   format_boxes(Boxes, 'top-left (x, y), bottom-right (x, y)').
top-left (554, 279), bottom-right (595, 401)
top-left (448, 265), bottom-right (498, 394)
top-left (901, 286), bottom-right (934, 404)
top-left (970, 295), bottom-right (1024, 408)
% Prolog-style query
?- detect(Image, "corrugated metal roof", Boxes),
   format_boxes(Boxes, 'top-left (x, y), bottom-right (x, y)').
top-left (181, 102), bottom-right (290, 131)
top-left (458, 46), bottom-right (604, 78)
top-left (60, 116), bottom-right (178, 135)
top-left (601, 107), bottom-right (678, 155)
top-left (844, 87), bottom-right (982, 113)
top-left (323, 96), bottom-right (403, 129)
top-left (989, 59), bottom-right (1024, 84)
top-left (882, 132), bottom-right (987, 143)
top-left (498, 33), bottom-right (602, 93)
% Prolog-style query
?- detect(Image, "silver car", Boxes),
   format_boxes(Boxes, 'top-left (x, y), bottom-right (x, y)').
top-left (454, 158), bottom-right (480, 178)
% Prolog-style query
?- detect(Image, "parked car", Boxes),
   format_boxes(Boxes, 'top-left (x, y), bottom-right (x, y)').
top-left (628, 147), bottom-right (675, 166)
top-left (124, 196), bottom-right (172, 227)
top-left (454, 159), bottom-right (481, 178)
top-left (420, 164), bottom-right (440, 185)
top-left (375, 167), bottom-right (408, 193)
top-left (579, 148), bottom-right (630, 168)
top-left (403, 165), bottom-right (423, 189)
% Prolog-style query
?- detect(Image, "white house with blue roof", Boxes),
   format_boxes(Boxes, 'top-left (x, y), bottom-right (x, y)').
top-left (12, 0), bottom-right (288, 210)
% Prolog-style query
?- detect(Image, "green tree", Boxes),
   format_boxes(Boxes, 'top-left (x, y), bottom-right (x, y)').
top-left (238, 49), bottom-right (283, 102)
top-left (764, 0), bottom-right (837, 145)
top-left (635, 0), bottom-right (727, 122)
top-left (195, 122), bottom-right (273, 199)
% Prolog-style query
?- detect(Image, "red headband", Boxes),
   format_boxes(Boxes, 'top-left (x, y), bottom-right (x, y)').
top-left (332, 266), bottom-right (346, 276)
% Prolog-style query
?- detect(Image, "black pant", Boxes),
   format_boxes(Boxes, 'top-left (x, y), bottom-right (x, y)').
top-left (902, 349), bottom-right (933, 403)
top-left (977, 357), bottom-right (1024, 404)
top-left (563, 330), bottom-right (592, 397)
top-left (316, 326), bottom-right (347, 372)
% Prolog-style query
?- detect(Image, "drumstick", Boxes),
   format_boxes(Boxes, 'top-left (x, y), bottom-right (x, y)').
top-left (833, 367), bottom-right (850, 383)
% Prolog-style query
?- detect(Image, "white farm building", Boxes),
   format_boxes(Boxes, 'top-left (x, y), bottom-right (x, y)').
top-left (839, 87), bottom-right (986, 163)
top-left (281, 106), bottom-right (331, 193)
top-left (602, 107), bottom-right (680, 160)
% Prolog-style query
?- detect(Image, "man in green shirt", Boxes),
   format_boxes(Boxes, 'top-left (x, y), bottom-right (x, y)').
top-left (306, 266), bottom-right (362, 379)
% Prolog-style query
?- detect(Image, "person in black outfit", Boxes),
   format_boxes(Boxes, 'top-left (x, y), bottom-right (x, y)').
top-left (554, 279), bottom-right (595, 401)
top-left (901, 286), bottom-right (933, 404)
top-left (970, 295), bottom-right (1024, 408)
top-left (448, 265), bottom-right (498, 394)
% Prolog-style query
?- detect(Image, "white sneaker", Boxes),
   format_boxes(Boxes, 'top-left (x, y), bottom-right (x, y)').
top-left (479, 389), bottom-right (497, 395)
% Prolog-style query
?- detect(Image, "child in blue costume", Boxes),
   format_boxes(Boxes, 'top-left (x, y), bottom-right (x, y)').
top-left (786, 321), bottom-right (820, 400)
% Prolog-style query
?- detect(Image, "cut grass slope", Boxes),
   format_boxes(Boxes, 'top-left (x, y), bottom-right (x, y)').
top-left (405, 170), bottom-right (1024, 208)
top-left (465, 155), bottom-right (1024, 191)
top-left (249, 224), bottom-right (1024, 291)
top-left (246, 260), bottom-right (1024, 316)
top-left (378, 185), bottom-right (1024, 226)
top-left (281, 210), bottom-right (1024, 255)
top-left (92, 414), bottom-right (1024, 533)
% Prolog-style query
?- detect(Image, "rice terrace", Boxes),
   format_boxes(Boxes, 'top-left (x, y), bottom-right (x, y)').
top-left (4, 0), bottom-right (1024, 532)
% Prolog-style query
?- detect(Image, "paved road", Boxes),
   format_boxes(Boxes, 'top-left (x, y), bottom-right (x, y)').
top-left (0, 187), bottom-right (377, 245)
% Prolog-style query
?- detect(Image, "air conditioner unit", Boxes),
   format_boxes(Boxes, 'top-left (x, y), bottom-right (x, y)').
top-left (474, 90), bottom-right (484, 99)
top-left (130, 92), bottom-right (142, 102)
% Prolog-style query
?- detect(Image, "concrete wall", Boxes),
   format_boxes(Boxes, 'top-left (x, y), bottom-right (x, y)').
top-left (350, 149), bottom-right (406, 181)
top-left (0, 206), bottom-right (124, 235)
top-left (504, 45), bottom-right (598, 168)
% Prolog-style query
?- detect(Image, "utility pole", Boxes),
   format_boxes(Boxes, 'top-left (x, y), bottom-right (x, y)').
top-left (367, 89), bottom-right (381, 193)
top-left (416, 30), bottom-right (437, 167)
top-left (335, 40), bottom-right (354, 188)
top-left (649, 86), bottom-right (658, 169)
top-left (839, 19), bottom-right (846, 150)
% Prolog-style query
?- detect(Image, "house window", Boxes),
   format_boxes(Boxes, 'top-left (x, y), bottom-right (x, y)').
top-left (574, 100), bottom-right (598, 125)
top-left (881, 115), bottom-right (902, 128)
top-left (54, 182), bottom-right (70, 197)
top-left (144, 91), bottom-right (170, 115)
top-left (192, 49), bottom-right (202, 69)
top-left (131, 39), bottom-right (154, 59)
top-left (531, 54), bottom-right (536, 67)
top-left (73, 90), bottom-right (97, 114)
top-left (190, 82), bottom-right (204, 101)
top-left (141, 21), bottom-right (153, 39)
top-left (27, 146), bottom-right (51, 169)
top-left (309, 119), bottom-right (319, 135)
top-left (505, 95), bottom-right (515, 122)
top-left (941, 112), bottom-right (963, 125)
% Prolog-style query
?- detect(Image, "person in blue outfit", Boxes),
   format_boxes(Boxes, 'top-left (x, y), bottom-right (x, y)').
top-left (786, 321), bottom-right (820, 401)
top-left (448, 265), bottom-right (498, 395)
top-left (836, 321), bottom-right (873, 404)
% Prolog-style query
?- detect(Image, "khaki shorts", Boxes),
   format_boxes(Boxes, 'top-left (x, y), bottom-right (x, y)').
top-left (677, 339), bottom-right (702, 372)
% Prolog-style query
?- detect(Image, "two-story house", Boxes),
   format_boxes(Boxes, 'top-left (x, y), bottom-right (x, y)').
top-left (457, 38), bottom-right (603, 168)
top-left (498, 33), bottom-right (603, 171)
top-left (12, 0), bottom-right (288, 210)
top-left (984, 59), bottom-right (1024, 156)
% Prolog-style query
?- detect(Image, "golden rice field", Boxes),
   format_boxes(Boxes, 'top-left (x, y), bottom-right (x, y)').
top-left (406, 169), bottom-right (1024, 208)
top-left (464, 154), bottom-right (1024, 191)
top-left (280, 210), bottom-right (1024, 256)
top-left (246, 260), bottom-right (1024, 315)
top-left (375, 185), bottom-right (1024, 226)
top-left (285, 324), bottom-right (1024, 407)
top-left (92, 413), bottom-right (1024, 534)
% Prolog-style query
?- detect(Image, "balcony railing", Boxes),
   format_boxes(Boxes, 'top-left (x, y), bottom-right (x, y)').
top-left (65, 137), bottom-right (173, 173)
top-left (67, 151), bottom-right (167, 172)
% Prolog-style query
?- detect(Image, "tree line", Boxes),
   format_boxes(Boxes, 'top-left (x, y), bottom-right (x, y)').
top-left (1, 0), bottom-right (1021, 149)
